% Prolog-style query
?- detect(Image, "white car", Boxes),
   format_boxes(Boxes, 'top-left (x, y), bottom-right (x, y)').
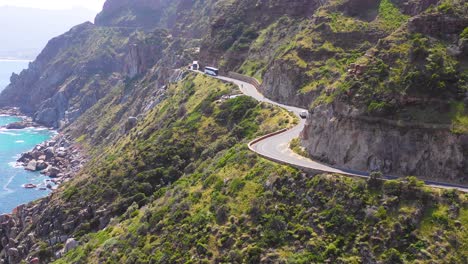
top-left (299, 111), bottom-right (308, 119)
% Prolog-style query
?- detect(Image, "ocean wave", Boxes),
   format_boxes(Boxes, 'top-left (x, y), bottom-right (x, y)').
top-left (0, 130), bottom-right (20, 136)
top-left (2, 175), bottom-right (14, 194)
top-left (8, 161), bottom-right (22, 168)
top-left (25, 127), bottom-right (57, 133)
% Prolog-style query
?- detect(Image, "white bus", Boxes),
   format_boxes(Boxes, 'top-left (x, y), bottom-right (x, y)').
top-left (204, 67), bottom-right (219, 76)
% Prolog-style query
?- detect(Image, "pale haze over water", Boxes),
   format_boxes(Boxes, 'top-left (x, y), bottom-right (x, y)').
top-left (0, 2), bottom-right (104, 59)
top-left (0, 0), bottom-right (106, 11)
top-left (0, 60), bottom-right (29, 91)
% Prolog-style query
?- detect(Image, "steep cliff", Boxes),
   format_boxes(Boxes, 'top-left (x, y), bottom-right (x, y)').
top-left (2, 0), bottom-right (257, 129)
top-left (303, 102), bottom-right (468, 184)
top-left (95, 0), bottom-right (217, 38)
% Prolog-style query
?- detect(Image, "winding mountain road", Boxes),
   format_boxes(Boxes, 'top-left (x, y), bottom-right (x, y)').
top-left (214, 75), bottom-right (468, 193)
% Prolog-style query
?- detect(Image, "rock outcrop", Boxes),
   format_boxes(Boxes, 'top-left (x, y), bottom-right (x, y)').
top-left (302, 102), bottom-right (468, 184)
top-left (17, 135), bottom-right (86, 186)
top-left (260, 61), bottom-right (317, 109)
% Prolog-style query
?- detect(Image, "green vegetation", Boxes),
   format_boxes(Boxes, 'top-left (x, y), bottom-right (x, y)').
top-left (6, 0), bottom-right (468, 262)
top-left (239, 59), bottom-right (266, 82)
top-left (329, 12), bottom-right (369, 33)
top-left (322, 27), bottom-right (467, 129)
top-left (461, 27), bottom-right (468, 39)
top-left (56, 164), bottom-right (468, 263)
top-left (321, 0), bottom-right (409, 34)
top-left (17, 70), bottom-right (460, 263)
top-left (451, 102), bottom-right (468, 134)
top-left (217, 0), bottom-right (468, 136)
top-left (46, 73), bottom-right (468, 264)
top-left (377, 0), bottom-right (409, 32)
top-left (290, 138), bottom-right (310, 158)
top-left (58, 73), bottom-right (296, 215)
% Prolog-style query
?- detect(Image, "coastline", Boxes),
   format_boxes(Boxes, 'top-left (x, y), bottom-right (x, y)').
top-left (0, 108), bottom-right (86, 213)
top-left (0, 107), bottom-right (41, 129)
top-left (16, 134), bottom-right (86, 187)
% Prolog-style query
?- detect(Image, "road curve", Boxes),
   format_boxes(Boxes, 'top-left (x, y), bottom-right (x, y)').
top-left (214, 75), bottom-right (468, 193)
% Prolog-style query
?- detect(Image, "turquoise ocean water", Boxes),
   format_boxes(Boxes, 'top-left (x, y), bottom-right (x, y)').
top-left (0, 60), bottom-right (55, 214)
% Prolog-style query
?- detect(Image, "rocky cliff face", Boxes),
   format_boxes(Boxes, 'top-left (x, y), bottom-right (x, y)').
top-left (199, 0), bottom-right (321, 71)
top-left (95, 0), bottom-right (167, 28)
top-left (302, 102), bottom-right (468, 184)
top-left (0, 0), bottom-right (217, 129)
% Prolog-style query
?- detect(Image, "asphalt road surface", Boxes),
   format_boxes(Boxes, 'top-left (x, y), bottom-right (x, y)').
top-left (214, 75), bottom-right (468, 193)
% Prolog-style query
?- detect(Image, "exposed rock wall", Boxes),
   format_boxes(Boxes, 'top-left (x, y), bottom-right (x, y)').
top-left (260, 61), bottom-right (317, 109)
top-left (408, 13), bottom-right (468, 41)
top-left (302, 103), bottom-right (468, 184)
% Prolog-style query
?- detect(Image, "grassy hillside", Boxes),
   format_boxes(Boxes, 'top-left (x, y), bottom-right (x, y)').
top-left (60, 73), bottom-right (295, 211)
top-left (320, 0), bottom-right (468, 130)
top-left (56, 154), bottom-right (467, 262)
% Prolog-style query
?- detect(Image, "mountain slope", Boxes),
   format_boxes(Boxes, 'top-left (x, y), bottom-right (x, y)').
top-left (0, 0), bottom-right (467, 263)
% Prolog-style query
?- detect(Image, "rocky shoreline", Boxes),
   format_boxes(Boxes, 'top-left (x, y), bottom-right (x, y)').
top-left (0, 109), bottom-right (87, 263)
top-left (17, 135), bottom-right (87, 188)
top-left (1, 107), bottom-right (86, 188)
top-left (0, 107), bottom-right (41, 129)
top-left (1, 136), bottom-right (86, 263)
top-left (0, 107), bottom-right (23, 116)
top-left (0, 106), bottom-right (87, 190)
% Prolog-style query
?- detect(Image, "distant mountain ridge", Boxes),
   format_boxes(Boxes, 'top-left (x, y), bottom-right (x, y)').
top-left (0, 6), bottom-right (96, 59)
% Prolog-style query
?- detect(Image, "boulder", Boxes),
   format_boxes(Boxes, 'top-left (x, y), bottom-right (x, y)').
top-left (56, 148), bottom-right (67, 158)
top-left (31, 151), bottom-right (44, 160)
top-left (7, 247), bottom-right (20, 262)
top-left (36, 161), bottom-right (48, 171)
top-left (44, 147), bottom-right (55, 159)
top-left (6, 122), bottom-right (28, 129)
top-left (25, 160), bottom-right (37, 171)
top-left (17, 152), bottom-right (33, 163)
top-left (125, 116), bottom-right (138, 132)
top-left (47, 167), bottom-right (60, 178)
top-left (64, 238), bottom-right (78, 253)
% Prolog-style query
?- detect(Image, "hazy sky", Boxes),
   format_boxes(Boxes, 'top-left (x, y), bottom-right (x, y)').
top-left (0, 0), bottom-right (106, 11)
